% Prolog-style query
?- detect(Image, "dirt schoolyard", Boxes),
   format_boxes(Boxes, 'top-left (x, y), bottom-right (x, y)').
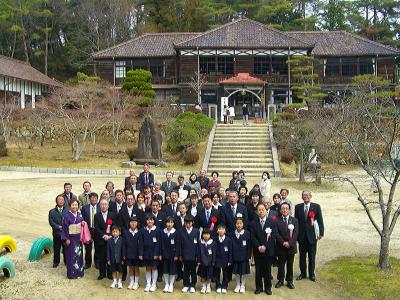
top-left (0, 170), bottom-right (399, 300)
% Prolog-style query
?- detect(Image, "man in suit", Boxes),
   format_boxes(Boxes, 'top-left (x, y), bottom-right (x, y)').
top-left (119, 193), bottom-right (145, 229)
top-left (78, 181), bottom-right (92, 207)
top-left (48, 194), bottom-right (68, 268)
top-left (280, 188), bottom-right (293, 216)
top-left (198, 169), bottom-right (209, 190)
top-left (81, 192), bottom-right (100, 269)
top-left (161, 171), bottom-right (178, 196)
top-left (275, 203), bottom-right (298, 289)
top-left (124, 169), bottom-right (136, 188)
top-left (150, 199), bottom-right (166, 229)
top-left (163, 190), bottom-right (179, 218)
top-left (250, 203), bottom-right (277, 295)
top-left (109, 190), bottom-right (126, 216)
top-left (138, 163), bottom-right (154, 190)
top-left (224, 191), bottom-right (249, 234)
top-left (294, 191), bottom-right (324, 282)
top-left (94, 199), bottom-right (117, 280)
top-left (62, 182), bottom-right (77, 207)
top-left (125, 174), bottom-right (141, 193)
top-left (263, 197), bottom-right (279, 220)
top-left (174, 202), bottom-right (191, 231)
top-left (195, 194), bottom-right (224, 236)
top-left (174, 175), bottom-right (191, 202)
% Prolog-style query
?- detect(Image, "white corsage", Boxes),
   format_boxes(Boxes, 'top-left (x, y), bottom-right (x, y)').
top-left (288, 224), bottom-right (294, 239)
top-left (236, 213), bottom-right (243, 218)
top-left (265, 227), bottom-right (272, 241)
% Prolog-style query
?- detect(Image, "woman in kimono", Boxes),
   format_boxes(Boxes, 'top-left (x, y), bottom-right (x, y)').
top-left (61, 198), bottom-right (84, 279)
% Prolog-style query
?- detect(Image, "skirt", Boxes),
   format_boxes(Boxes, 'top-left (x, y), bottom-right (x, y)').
top-left (143, 259), bottom-right (159, 267)
top-left (126, 258), bottom-right (142, 267)
top-left (197, 265), bottom-right (214, 278)
top-left (162, 259), bottom-right (178, 275)
top-left (232, 261), bottom-right (250, 275)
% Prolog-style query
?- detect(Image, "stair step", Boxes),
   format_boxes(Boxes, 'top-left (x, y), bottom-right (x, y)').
top-left (212, 146), bottom-right (269, 150)
top-left (208, 163), bottom-right (274, 169)
top-left (210, 153), bottom-right (273, 158)
top-left (213, 137), bottom-right (268, 141)
top-left (209, 156), bottom-right (272, 161)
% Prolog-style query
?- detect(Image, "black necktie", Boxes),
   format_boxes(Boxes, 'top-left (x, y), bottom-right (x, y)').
top-left (285, 217), bottom-right (288, 225)
top-left (305, 205), bottom-right (309, 220)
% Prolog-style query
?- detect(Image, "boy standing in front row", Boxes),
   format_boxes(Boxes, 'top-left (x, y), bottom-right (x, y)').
top-left (214, 224), bottom-right (232, 293)
top-left (107, 225), bottom-right (125, 289)
top-left (180, 215), bottom-right (199, 293)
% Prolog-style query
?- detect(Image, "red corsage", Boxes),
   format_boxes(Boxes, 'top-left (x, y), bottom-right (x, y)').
top-left (309, 211), bottom-right (315, 226)
top-left (106, 219), bottom-right (113, 225)
top-left (106, 219), bottom-right (113, 234)
top-left (210, 216), bottom-right (218, 231)
top-left (271, 216), bottom-right (277, 221)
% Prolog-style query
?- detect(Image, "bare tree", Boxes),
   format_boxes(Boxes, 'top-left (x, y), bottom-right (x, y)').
top-left (110, 89), bottom-right (131, 146)
top-left (321, 75), bottom-right (399, 270)
top-left (0, 94), bottom-right (18, 143)
top-left (26, 104), bottom-right (52, 147)
top-left (50, 83), bottom-right (111, 161)
top-left (189, 71), bottom-right (207, 105)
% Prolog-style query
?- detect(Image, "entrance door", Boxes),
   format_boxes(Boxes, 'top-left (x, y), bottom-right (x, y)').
top-left (230, 93), bottom-right (253, 117)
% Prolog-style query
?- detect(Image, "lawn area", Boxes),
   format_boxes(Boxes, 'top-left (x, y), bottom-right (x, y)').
top-left (0, 140), bottom-right (207, 171)
top-left (321, 256), bottom-right (400, 300)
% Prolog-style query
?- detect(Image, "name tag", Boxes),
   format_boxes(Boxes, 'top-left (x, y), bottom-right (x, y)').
top-left (242, 240), bottom-right (247, 246)
top-left (153, 237), bottom-right (157, 243)
top-left (224, 246), bottom-right (228, 252)
top-left (194, 239), bottom-right (198, 244)
top-left (171, 239), bottom-right (175, 245)
top-left (208, 249), bottom-right (212, 255)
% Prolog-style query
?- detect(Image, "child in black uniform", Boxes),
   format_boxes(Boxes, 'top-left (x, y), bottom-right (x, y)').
top-left (197, 229), bottom-right (216, 293)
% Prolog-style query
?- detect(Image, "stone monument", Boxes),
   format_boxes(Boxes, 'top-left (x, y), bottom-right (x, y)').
top-left (134, 115), bottom-right (164, 165)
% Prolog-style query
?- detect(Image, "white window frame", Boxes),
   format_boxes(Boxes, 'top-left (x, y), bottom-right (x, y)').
top-left (115, 61), bottom-right (126, 78)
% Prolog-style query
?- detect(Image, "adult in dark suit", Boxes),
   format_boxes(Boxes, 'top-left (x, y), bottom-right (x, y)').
top-left (94, 199), bottom-right (117, 280)
top-left (294, 191), bottom-right (324, 282)
top-left (195, 194), bottom-right (224, 237)
top-left (109, 190), bottom-right (126, 216)
top-left (125, 174), bottom-right (142, 193)
top-left (124, 169), bottom-right (136, 189)
top-left (275, 203), bottom-right (298, 289)
top-left (81, 192), bottom-right (100, 269)
top-left (161, 171), bottom-right (178, 196)
top-left (174, 202), bottom-right (191, 230)
top-left (198, 169), bottom-right (210, 189)
top-left (48, 194), bottom-right (68, 268)
top-left (174, 175), bottom-right (192, 202)
top-left (62, 182), bottom-right (77, 207)
top-left (163, 190), bottom-right (179, 217)
top-left (138, 163), bottom-right (154, 190)
top-left (224, 191), bottom-right (249, 234)
top-left (250, 204), bottom-right (277, 295)
top-left (150, 199), bottom-right (167, 229)
top-left (119, 193), bottom-right (145, 229)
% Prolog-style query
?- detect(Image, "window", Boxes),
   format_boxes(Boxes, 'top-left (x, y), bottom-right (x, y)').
top-left (149, 63), bottom-right (164, 77)
top-left (200, 56), bottom-right (215, 74)
top-left (217, 57), bottom-right (234, 75)
top-left (271, 56), bottom-right (288, 75)
top-left (254, 57), bottom-right (269, 75)
top-left (359, 57), bottom-right (374, 75)
top-left (115, 61), bottom-right (126, 78)
top-left (342, 57), bottom-right (357, 76)
top-left (325, 58), bottom-right (340, 76)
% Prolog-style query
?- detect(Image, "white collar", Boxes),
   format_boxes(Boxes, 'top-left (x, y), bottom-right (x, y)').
top-left (91, 204), bottom-right (97, 208)
top-left (201, 239), bottom-right (213, 245)
top-left (164, 228), bottom-right (176, 234)
top-left (219, 235), bottom-right (225, 242)
top-left (304, 203), bottom-right (310, 207)
top-left (231, 204), bottom-right (237, 209)
top-left (260, 217), bottom-right (267, 223)
top-left (129, 228), bottom-right (138, 234)
top-left (146, 225), bottom-right (156, 231)
top-left (235, 229), bottom-right (245, 236)
top-left (127, 205), bottom-right (133, 210)
top-left (186, 227), bottom-right (193, 234)
top-left (102, 211), bottom-right (107, 215)
top-left (70, 211), bottom-right (77, 217)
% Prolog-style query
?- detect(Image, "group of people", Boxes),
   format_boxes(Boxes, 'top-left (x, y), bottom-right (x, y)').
top-left (48, 164), bottom-right (324, 295)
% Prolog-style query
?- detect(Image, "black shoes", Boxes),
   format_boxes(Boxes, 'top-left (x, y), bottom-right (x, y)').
top-left (52, 263), bottom-right (59, 268)
top-left (287, 282), bottom-right (295, 289)
top-left (275, 281), bottom-right (284, 288)
top-left (296, 274), bottom-right (306, 280)
top-left (265, 289), bottom-right (272, 295)
top-left (84, 264), bottom-right (91, 270)
top-left (309, 275), bottom-right (316, 282)
top-left (254, 289), bottom-right (261, 294)
top-left (97, 275), bottom-right (105, 280)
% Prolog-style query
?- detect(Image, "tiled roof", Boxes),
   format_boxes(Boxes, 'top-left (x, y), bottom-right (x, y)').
top-left (0, 55), bottom-right (63, 87)
top-left (220, 73), bottom-right (265, 84)
top-left (175, 18), bottom-right (312, 49)
top-left (287, 31), bottom-right (399, 56)
top-left (92, 33), bottom-right (200, 58)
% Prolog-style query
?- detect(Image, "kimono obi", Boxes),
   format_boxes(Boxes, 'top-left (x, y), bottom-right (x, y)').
top-left (68, 223), bottom-right (81, 235)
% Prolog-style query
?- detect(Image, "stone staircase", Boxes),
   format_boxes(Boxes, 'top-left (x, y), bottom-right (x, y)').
top-left (207, 123), bottom-right (275, 177)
